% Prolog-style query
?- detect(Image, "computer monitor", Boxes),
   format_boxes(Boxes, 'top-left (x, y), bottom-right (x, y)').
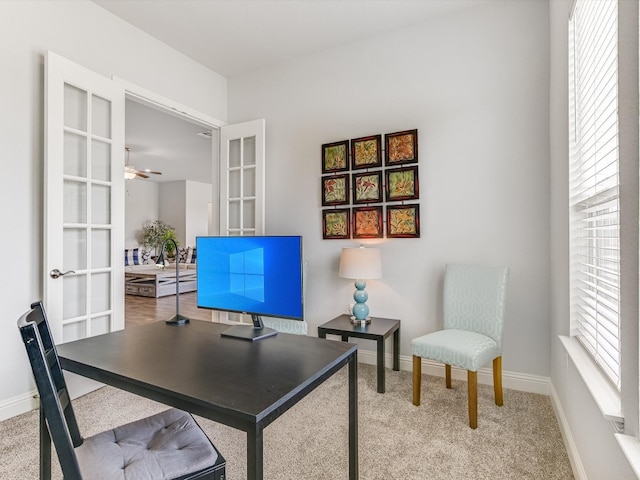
top-left (196, 235), bottom-right (303, 341)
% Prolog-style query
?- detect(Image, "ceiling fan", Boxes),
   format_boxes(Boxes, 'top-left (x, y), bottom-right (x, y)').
top-left (125, 147), bottom-right (162, 179)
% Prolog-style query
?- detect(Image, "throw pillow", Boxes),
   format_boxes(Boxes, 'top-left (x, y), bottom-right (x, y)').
top-left (125, 248), bottom-right (141, 266)
top-left (140, 249), bottom-right (152, 265)
top-left (177, 247), bottom-right (190, 263)
top-left (186, 247), bottom-right (197, 264)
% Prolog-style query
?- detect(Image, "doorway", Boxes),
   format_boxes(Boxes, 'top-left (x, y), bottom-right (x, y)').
top-left (124, 98), bottom-right (216, 249)
top-left (123, 95), bottom-right (220, 327)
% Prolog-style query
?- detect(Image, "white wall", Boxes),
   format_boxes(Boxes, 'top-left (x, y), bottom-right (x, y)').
top-left (185, 180), bottom-right (213, 247)
top-left (125, 179), bottom-right (211, 250)
top-left (125, 180), bottom-right (160, 247)
top-left (159, 181), bottom-right (187, 245)
top-left (0, 0), bottom-right (226, 417)
top-left (156, 180), bottom-right (212, 248)
top-left (228, 0), bottom-right (550, 377)
top-left (548, 1), bottom-right (637, 478)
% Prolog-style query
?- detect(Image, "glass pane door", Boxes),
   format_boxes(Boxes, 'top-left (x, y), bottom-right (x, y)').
top-left (45, 51), bottom-right (125, 348)
top-left (61, 87), bottom-right (115, 341)
top-left (219, 119), bottom-right (266, 324)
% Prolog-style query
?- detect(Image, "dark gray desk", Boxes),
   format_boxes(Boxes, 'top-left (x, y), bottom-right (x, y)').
top-left (318, 315), bottom-right (400, 393)
top-left (54, 320), bottom-right (358, 480)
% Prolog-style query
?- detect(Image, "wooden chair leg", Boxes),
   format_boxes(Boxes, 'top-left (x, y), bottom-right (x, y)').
top-left (445, 364), bottom-right (452, 389)
top-left (468, 370), bottom-right (478, 429)
top-left (493, 356), bottom-right (503, 406)
top-left (412, 355), bottom-right (421, 406)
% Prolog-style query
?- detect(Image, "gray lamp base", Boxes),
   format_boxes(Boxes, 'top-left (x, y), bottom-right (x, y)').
top-left (350, 316), bottom-right (371, 326)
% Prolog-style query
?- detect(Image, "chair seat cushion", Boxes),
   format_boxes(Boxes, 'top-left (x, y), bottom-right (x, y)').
top-left (75, 408), bottom-right (219, 480)
top-left (411, 329), bottom-right (500, 371)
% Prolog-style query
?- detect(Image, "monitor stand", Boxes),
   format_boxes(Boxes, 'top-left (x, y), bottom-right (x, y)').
top-left (221, 314), bottom-right (278, 341)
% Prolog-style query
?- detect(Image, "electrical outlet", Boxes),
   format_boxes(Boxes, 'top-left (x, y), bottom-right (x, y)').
top-left (347, 304), bottom-right (354, 315)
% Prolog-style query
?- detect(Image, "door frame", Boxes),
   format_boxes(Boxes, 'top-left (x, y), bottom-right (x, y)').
top-left (114, 79), bottom-right (267, 328)
top-left (114, 78), bottom-right (226, 323)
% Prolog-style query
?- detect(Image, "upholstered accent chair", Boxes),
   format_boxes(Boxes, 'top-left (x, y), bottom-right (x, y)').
top-left (17, 302), bottom-right (226, 480)
top-left (411, 264), bottom-right (509, 429)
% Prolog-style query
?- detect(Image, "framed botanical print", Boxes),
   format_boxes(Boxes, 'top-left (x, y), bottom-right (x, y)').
top-left (352, 171), bottom-right (383, 204)
top-left (352, 206), bottom-right (384, 239)
top-left (321, 174), bottom-right (350, 206)
top-left (351, 134), bottom-right (382, 170)
top-left (386, 204), bottom-right (420, 238)
top-left (385, 129), bottom-right (418, 166)
top-left (321, 140), bottom-right (349, 173)
top-left (385, 165), bottom-right (419, 202)
top-left (322, 208), bottom-right (350, 239)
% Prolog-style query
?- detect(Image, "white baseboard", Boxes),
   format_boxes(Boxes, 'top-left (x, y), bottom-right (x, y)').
top-left (0, 389), bottom-right (39, 422)
top-left (0, 373), bottom-right (102, 422)
top-left (357, 350), bottom-right (550, 395)
top-left (549, 381), bottom-right (587, 480)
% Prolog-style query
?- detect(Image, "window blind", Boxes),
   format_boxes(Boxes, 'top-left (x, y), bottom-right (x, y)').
top-left (569, 0), bottom-right (620, 389)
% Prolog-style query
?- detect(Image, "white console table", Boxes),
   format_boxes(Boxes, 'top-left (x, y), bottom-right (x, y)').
top-left (125, 269), bottom-right (197, 297)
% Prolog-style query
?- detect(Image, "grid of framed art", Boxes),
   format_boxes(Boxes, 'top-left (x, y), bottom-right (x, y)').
top-left (321, 129), bottom-right (420, 239)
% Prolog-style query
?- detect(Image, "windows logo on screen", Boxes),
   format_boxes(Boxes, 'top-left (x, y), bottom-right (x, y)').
top-left (229, 248), bottom-right (264, 302)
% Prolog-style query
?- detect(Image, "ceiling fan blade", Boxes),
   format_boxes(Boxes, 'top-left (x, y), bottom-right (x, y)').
top-left (124, 150), bottom-right (162, 178)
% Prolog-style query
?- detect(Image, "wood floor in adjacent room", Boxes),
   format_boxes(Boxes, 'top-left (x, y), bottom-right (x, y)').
top-left (125, 292), bottom-right (213, 327)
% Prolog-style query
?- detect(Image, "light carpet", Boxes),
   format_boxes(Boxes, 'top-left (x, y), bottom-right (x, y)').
top-left (0, 364), bottom-right (573, 479)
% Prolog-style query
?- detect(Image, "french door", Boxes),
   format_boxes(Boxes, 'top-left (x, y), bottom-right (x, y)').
top-left (219, 119), bottom-right (266, 324)
top-left (220, 118), bottom-right (266, 236)
top-left (44, 51), bottom-right (125, 349)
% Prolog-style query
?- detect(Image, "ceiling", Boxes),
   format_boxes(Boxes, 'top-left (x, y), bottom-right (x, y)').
top-left (107, 0), bottom-right (483, 183)
top-left (125, 100), bottom-right (212, 184)
top-left (94, 0), bottom-right (482, 77)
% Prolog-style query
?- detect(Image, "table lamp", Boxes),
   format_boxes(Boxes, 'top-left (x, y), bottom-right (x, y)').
top-left (338, 245), bottom-right (382, 325)
top-left (156, 238), bottom-right (190, 325)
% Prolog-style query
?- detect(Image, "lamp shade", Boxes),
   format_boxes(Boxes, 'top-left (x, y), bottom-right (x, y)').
top-left (338, 246), bottom-right (382, 280)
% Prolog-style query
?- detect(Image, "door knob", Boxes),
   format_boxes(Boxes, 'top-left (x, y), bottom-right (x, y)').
top-left (49, 269), bottom-right (75, 279)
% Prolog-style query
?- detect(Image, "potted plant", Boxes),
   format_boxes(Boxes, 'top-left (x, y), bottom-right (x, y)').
top-left (141, 220), bottom-right (178, 258)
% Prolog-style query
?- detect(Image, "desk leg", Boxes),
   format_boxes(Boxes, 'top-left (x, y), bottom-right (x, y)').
top-left (318, 330), bottom-right (326, 339)
top-left (348, 354), bottom-right (359, 479)
top-left (40, 399), bottom-right (51, 480)
top-left (376, 337), bottom-right (385, 393)
top-left (393, 328), bottom-right (400, 371)
top-left (246, 425), bottom-right (264, 480)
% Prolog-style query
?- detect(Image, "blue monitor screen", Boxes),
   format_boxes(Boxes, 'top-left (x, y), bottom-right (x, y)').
top-left (196, 236), bottom-right (303, 320)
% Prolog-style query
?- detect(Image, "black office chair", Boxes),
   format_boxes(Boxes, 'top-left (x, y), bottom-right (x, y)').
top-left (17, 301), bottom-right (226, 480)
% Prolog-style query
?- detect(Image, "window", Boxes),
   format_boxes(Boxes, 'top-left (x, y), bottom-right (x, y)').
top-left (569, 0), bottom-right (620, 388)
